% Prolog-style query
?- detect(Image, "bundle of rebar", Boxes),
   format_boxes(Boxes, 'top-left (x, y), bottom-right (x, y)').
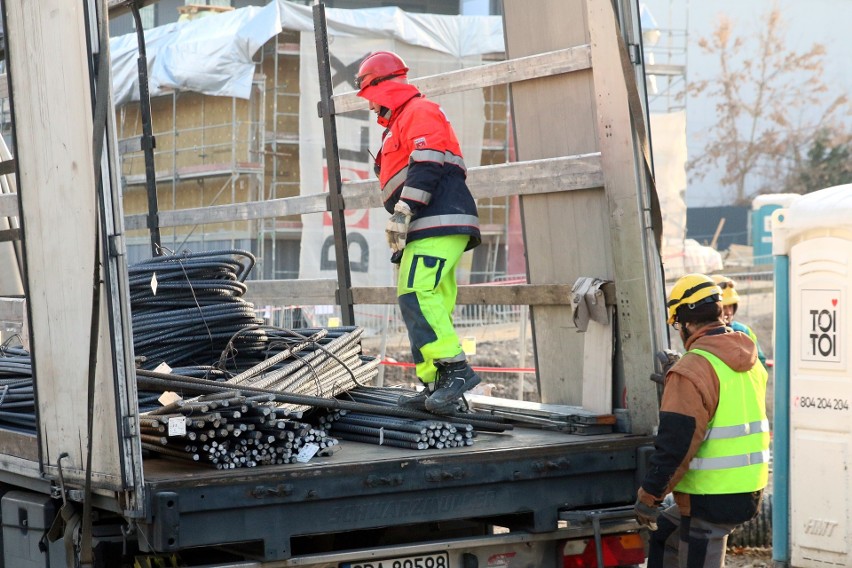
top-left (308, 384), bottom-right (517, 450)
top-left (221, 327), bottom-right (380, 413)
top-left (319, 409), bottom-right (475, 450)
top-left (128, 250), bottom-right (266, 370)
top-left (139, 390), bottom-right (338, 468)
top-left (135, 370), bottom-right (512, 434)
top-left (128, 250), bottom-right (380, 411)
top-left (0, 346), bottom-right (36, 433)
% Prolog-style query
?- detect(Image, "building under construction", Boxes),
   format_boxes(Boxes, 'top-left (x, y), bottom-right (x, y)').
top-left (113, 2), bottom-right (514, 288)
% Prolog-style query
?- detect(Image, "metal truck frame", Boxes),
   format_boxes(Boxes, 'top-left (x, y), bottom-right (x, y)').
top-left (0, 0), bottom-right (666, 566)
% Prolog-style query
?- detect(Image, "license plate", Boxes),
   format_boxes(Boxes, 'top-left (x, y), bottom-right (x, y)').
top-left (341, 551), bottom-right (450, 568)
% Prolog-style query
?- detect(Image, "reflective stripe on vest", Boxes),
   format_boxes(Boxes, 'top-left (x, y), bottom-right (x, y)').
top-left (674, 348), bottom-right (770, 495)
top-left (690, 450), bottom-right (771, 470)
top-left (704, 419), bottom-right (769, 440)
top-left (409, 214), bottom-right (480, 233)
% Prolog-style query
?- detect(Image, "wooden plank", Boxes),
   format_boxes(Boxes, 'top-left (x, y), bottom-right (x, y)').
top-left (343, 154), bottom-right (603, 210)
top-left (5, 0), bottom-right (127, 487)
top-left (123, 155), bottom-right (603, 229)
top-left (0, 297), bottom-right (27, 350)
top-left (0, 228), bottom-right (21, 242)
top-left (243, 280), bottom-right (578, 308)
top-left (504, 0), bottom-right (612, 408)
top-left (0, 159), bottom-right (12, 177)
top-left (0, 430), bottom-right (38, 462)
top-left (243, 278), bottom-right (338, 306)
top-left (466, 394), bottom-right (616, 423)
top-left (352, 284), bottom-right (576, 306)
top-left (581, 315), bottom-right (613, 414)
top-left (0, 194), bottom-right (17, 218)
top-left (331, 46), bottom-right (592, 115)
top-left (0, 297), bottom-right (25, 322)
top-left (124, 193), bottom-right (327, 231)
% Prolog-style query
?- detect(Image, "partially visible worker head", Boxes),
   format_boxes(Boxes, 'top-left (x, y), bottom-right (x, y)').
top-left (667, 273), bottom-right (723, 343)
top-left (355, 50), bottom-right (409, 94)
top-left (711, 274), bottom-right (740, 324)
top-left (355, 51), bottom-right (414, 127)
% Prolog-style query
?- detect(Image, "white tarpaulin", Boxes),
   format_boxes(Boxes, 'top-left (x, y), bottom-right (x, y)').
top-left (297, 34), bottom-right (485, 290)
top-left (110, 0), bottom-right (504, 105)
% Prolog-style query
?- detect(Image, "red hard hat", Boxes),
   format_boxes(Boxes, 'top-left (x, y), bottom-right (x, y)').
top-left (356, 51), bottom-right (409, 91)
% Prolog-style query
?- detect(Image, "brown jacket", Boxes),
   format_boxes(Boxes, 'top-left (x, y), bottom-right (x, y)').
top-left (638, 321), bottom-right (764, 521)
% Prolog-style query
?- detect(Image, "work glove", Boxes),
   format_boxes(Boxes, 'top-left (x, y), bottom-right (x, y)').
top-left (635, 488), bottom-right (663, 530)
top-left (650, 349), bottom-right (681, 384)
top-left (634, 497), bottom-right (661, 531)
top-left (386, 201), bottom-right (413, 254)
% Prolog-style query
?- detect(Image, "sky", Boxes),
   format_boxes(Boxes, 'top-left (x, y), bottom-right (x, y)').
top-left (642, 0), bottom-right (852, 207)
top-left (460, 0), bottom-right (490, 15)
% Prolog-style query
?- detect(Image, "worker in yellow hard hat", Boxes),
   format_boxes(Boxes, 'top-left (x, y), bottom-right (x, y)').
top-left (635, 273), bottom-right (769, 568)
top-left (711, 275), bottom-right (766, 368)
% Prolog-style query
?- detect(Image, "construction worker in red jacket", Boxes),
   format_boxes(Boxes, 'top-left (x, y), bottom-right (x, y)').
top-left (356, 51), bottom-right (482, 412)
top-left (635, 273), bottom-right (769, 567)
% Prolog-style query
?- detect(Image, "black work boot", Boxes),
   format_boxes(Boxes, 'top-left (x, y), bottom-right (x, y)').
top-left (398, 384), bottom-right (433, 409)
top-left (425, 360), bottom-right (481, 412)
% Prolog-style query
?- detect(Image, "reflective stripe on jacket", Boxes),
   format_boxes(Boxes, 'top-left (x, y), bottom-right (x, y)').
top-left (675, 348), bottom-right (770, 494)
top-left (378, 95), bottom-right (480, 250)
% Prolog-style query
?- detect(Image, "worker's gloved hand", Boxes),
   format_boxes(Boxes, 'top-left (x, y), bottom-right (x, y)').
top-left (386, 201), bottom-right (413, 253)
top-left (650, 349), bottom-right (681, 384)
top-left (634, 498), bottom-right (661, 531)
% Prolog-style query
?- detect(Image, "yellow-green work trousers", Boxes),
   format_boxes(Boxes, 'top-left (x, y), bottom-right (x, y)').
top-left (397, 234), bottom-right (469, 384)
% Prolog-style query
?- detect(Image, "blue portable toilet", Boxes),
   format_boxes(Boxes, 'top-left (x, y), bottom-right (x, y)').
top-left (752, 193), bottom-right (799, 265)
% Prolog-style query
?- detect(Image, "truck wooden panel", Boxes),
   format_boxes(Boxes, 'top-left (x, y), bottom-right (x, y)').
top-left (504, 0), bottom-right (665, 433)
top-left (2, 0), bottom-right (141, 491)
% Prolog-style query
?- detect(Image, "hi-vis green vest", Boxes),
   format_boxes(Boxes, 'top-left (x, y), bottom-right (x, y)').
top-left (675, 348), bottom-right (770, 494)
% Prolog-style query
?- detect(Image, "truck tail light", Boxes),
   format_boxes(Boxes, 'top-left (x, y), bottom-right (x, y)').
top-left (562, 533), bottom-right (645, 567)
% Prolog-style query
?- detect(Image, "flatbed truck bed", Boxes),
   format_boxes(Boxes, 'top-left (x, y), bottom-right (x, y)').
top-left (0, 426), bottom-right (651, 562)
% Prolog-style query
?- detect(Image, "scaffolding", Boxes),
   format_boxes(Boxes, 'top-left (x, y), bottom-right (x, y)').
top-left (256, 31), bottom-right (302, 280)
top-left (474, 53), bottom-right (512, 283)
top-left (114, 27), bottom-right (513, 282)
top-left (644, 1), bottom-right (689, 114)
top-left (117, 79), bottom-right (266, 266)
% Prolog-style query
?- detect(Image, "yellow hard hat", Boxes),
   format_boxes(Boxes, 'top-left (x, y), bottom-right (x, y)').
top-left (667, 273), bottom-right (722, 324)
top-left (711, 274), bottom-right (740, 306)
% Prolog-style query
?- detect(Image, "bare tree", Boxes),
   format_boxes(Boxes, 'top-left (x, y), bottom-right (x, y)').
top-left (688, 6), bottom-right (850, 204)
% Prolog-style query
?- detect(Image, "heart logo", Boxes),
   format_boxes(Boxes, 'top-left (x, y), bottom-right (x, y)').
top-left (832, 299), bottom-right (838, 307)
